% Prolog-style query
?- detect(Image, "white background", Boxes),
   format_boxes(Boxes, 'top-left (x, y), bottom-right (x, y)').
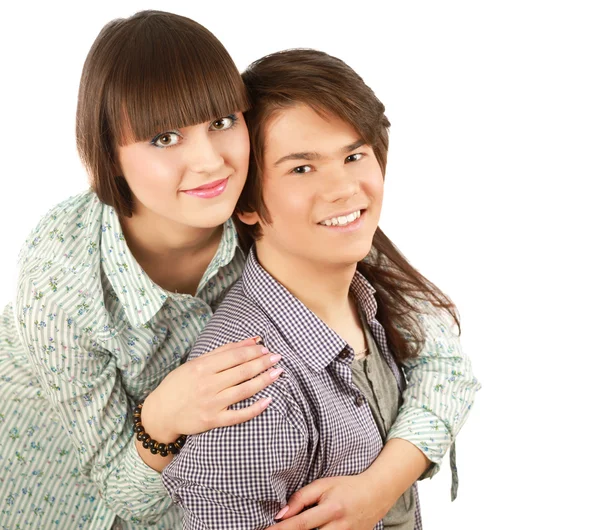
top-left (1, 1), bottom-right (598, 528)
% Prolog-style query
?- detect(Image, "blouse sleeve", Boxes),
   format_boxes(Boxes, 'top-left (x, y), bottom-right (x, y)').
top-left (15, 267), bottom-right (172, 524)
top-left (386, 303), bottom-right (481, 499)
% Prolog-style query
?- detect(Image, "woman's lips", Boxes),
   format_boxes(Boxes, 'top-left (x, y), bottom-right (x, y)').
top-left (182, 178), bottom-right (229, 199)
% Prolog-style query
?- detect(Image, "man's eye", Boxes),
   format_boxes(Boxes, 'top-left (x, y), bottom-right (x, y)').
top-left (151, 132), bottom-right (181, 148)
top-left (210, 115), bottom-right (238, 131)
top-left (292, 165), bottom-right (312, 174)
top-left (345, 153), bottom-right (363, 163)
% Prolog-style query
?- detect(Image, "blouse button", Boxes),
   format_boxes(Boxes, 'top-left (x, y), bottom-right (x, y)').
top-left (355, 394), bottom-right (365, 407)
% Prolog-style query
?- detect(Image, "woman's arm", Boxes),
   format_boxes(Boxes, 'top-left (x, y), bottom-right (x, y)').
top-left (387, 303), bottom-right (481, 493)
top-left (16, 288), bottom-right (171, 524)
top-left (15, 268), bottom-right (280, 524)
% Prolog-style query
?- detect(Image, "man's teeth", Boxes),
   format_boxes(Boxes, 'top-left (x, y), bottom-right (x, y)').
top-left (319, 210), bottom-right (361, 227)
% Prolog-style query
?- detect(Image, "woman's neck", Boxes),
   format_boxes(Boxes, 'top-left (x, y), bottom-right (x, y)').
top-left (120, 208), bottom-right (223, 296)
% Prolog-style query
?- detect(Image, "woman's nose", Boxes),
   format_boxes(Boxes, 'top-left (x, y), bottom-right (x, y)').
top-left (187, 135), bottom-right (224, 175)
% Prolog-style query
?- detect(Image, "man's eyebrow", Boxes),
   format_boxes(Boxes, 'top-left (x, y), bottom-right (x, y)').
top-left (273, 139), bottom-right (365, 167)
top-left (344, 139), bottom-right (365, 152)
top-left (274, 151), bottom-right (321, 167)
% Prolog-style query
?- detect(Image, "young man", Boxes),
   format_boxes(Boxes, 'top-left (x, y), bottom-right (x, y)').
top-left (162, 49), bottom-right (477, 530)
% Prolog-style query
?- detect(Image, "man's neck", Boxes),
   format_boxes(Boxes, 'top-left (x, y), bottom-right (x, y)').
top-left (254, 242), bottom-right (358, 330)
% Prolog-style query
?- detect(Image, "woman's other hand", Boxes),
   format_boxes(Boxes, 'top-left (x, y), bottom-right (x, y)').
top-left (268, 439), bottom-right (429, 529)
top-left (268, 474), bottom-right (387, 530)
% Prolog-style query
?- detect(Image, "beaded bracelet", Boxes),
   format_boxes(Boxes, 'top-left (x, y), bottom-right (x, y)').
top-left (133, 402), bottom-right (187, 457)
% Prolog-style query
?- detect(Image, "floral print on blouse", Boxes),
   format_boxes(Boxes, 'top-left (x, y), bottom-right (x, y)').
top-left (0, 190), bottom-right (479, 529)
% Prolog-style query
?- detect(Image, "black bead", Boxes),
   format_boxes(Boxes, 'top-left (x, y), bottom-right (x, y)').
top-left (150, 446), bottom-right (158, 455)
top-left (134, 425), bottom-right (144, 433)
top-left (136, 432), bottom-right (144, 441)
top-left (160, 451), bottom-right (168, 457)
top-left (142, 440), bottom-right (151, 449)
top-left (167, 443), bottom-right (176, 453)
top-left (157, 443), bottom-right (166, 453)
top-left (141, 433), bottom-right (150, 442)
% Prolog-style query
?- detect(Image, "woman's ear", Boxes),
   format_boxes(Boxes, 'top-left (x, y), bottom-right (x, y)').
top-left (236, 210), bottom-right (260, 226)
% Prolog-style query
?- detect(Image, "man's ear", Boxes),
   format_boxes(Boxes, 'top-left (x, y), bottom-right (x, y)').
top-left (236, 210), bottom-right (260, 226)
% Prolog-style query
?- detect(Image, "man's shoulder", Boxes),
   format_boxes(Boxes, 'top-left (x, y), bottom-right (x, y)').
top-left (188, 282), bottom-right (273, 358)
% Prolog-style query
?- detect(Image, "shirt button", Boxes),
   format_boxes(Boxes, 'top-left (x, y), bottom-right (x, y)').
top-left (339, 349), bottom-right (350, 359)
top-left (355, 394), bottom-right (365, 407)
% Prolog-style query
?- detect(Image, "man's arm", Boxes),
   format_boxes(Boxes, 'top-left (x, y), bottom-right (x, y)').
top-left (162, 393), bottom-right (308, 530)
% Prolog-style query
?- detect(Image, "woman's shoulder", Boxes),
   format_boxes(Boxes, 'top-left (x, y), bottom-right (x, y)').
top-left (15, 190), bottom-right (110, 312)
top-left (12, 190), bottom-right (135, 341)
top-left (18, 189), bottom-right (104, 264)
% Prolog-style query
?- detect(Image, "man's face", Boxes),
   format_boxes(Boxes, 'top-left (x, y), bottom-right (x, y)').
top-left (243, 104), bottom-right (384, 269)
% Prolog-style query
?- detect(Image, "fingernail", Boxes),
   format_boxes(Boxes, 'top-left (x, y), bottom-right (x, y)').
top-left (274, 505), bottom-right (289, 520)
top-left (270, 368), bottom-right (284, 379)
top-left (261, 396), bottom-right (273, 409)
top-left (261, 347), bottom-right (269, 354)
top-left (269, 354), bottom-right (281, 363)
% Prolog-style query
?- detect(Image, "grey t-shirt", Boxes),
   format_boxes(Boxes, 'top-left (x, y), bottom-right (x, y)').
top-left (351, 316), bottom-right (416, 530)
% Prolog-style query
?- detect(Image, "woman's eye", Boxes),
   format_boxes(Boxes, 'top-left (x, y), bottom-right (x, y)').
top-left (346, 153), bottom-right (363, 163)
top-left (151, 132), bottom-right (181, 148)
top-left (292, 165), bottom-right (312, 174)
top-left (210, 115), bottom-right (238, 131)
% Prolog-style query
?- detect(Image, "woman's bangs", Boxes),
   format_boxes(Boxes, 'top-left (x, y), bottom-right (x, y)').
top-left (109, 27), bottom-right (248, 145)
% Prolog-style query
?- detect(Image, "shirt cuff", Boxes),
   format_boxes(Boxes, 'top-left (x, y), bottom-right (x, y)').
top-left (385, 406), bottom-right (453, 478)
top-left (122, 436), bottom-right (169, 495)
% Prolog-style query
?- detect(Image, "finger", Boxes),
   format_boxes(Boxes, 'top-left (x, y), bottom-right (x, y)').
top-left (218, 395), bottom-right (273, 427)
top-left (202, 343), bottom-right (270, 374)
top-left (268, 503), bottom-right (332, 530)
top-left (279, 482), bottom-right (325, 519)
top-left (218, 367), bottom-right (284, 409)
top-left (202, 336), bottom-right (262, 358)
top-left (218, 352), bottom-right (282, 388)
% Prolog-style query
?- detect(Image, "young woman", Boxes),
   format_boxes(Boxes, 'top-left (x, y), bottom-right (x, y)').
top-left (0, 11), bottom-right (478, 530)
top-left (162, 49), bottom-right (480, 530)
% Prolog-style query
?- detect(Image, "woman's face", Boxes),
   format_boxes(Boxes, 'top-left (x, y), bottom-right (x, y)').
top-left (117, 112), bottom-right (250, 229)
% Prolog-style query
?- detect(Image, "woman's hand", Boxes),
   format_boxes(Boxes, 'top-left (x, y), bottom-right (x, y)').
top-left (138, 337), bottom-right (282, 471)
top-left (267, 474), bottom-right (388, 530)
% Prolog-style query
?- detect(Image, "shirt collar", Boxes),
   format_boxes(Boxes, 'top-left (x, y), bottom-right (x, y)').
top-left (241, 247), bottom-right (379, 372)
top-left (196, 216), bottom-right (240, 295)
top-left (100, 206), bottom-right (240, 328)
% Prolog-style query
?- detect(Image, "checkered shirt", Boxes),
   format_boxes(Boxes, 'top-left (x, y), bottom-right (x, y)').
top-left (162, 247), bottom-right (414, 530)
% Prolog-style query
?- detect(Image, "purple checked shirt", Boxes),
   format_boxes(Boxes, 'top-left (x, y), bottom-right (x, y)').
top-left (162, 248), bottom-right (413, 530)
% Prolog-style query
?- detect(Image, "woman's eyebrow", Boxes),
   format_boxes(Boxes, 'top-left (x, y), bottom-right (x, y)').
top-left (274, 139), bottom-right (365, 167)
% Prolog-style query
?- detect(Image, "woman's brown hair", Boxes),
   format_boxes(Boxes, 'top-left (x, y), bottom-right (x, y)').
top-left (76, 10), bottom-right (249, 217)
top-left (237, 49), bottom-right (458, 364)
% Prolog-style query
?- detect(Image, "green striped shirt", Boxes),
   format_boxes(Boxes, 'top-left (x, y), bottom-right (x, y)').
top-left (0, 190), bottom-right (479, 529)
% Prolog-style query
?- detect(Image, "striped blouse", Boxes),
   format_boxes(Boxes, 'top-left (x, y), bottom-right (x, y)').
top-left (0, 190), bottom-right (480, 529)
